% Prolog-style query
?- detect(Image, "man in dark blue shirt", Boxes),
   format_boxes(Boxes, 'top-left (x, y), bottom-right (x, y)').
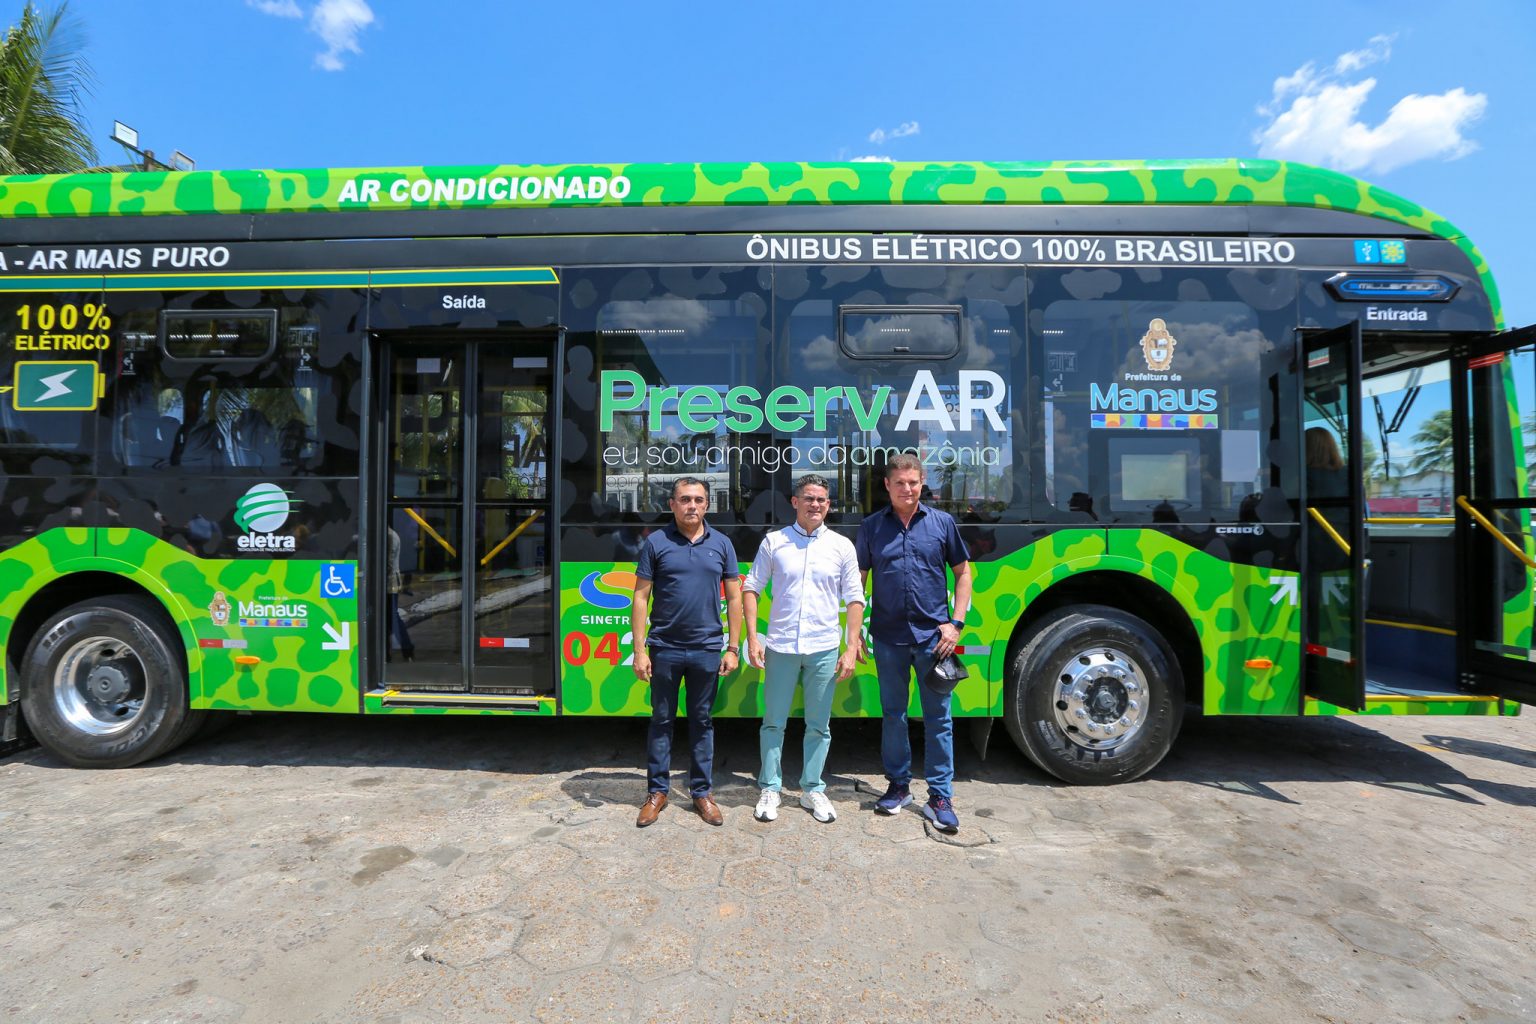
top-left (632, 477), bottom-right (743, 827)
top-left (855, 454), bottom-right (972, 833)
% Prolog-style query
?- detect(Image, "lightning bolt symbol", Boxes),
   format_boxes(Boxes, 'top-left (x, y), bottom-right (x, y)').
top-left (36, 369), bottom-right (76, 402)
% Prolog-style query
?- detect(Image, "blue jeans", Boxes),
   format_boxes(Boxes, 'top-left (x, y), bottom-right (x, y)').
top-left (872, 635), bottom-right (954, 800)
top-left (758, 648), bottom-right (838, 793)
top-left (646, 647), bottom-right (720, 798)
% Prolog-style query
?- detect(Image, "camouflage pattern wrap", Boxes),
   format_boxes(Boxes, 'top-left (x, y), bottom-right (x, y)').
top-left (557, 528), bottom-right (1306, 720)
top-left (362, 695), bottom-right (555, 717)
top-left (554, 560), bottom-right (1000, 719)
top-left (0, 529), bottom-right (358, 714)
top-left (0, 160), bottom-right (1503, 328)
top-left (0, 527), bottom-right (1513, 720)
top-left (1306, 697), bottom-right (1518, 717)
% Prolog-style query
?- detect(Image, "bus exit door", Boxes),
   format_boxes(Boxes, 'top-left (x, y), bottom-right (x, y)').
top-left (1453, 324), bottom-right (1536, 705)
top-left (378, 337), bottom-right (557, 697)
top-left (1301, 323), bottom-right (1368, 710)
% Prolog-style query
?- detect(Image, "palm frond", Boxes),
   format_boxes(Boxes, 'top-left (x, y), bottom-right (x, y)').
top-left (0, 2), bottom-right (98, 173)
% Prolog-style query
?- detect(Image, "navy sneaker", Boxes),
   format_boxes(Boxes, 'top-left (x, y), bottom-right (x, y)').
top-left (921, 795), bottom-right (960, 833)
top-left (874, 782), bottom-right (912, 815)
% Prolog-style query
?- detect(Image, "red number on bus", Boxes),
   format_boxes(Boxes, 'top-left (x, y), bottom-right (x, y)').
top-left (563, 632), bottom-right (591, 665)
top-left (594, 632), bottom-right (621, 666)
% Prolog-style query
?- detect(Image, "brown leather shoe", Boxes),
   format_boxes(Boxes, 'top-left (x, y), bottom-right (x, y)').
top-left (693, 793), bottom-right (723, 826)
top-left (636, 791), bottom-right (667, 828)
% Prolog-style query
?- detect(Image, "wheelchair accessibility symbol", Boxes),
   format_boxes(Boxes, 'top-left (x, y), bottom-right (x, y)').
top-left (321, 563), bottom-right (356, 600)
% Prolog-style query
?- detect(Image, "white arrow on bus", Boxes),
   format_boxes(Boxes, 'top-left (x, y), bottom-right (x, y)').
top-left (321, 622), bottom-right (351, 651)
top-left (1268, 575), bottom-right (1298, 606)
top-left (37, 369), bottom-right (77, 402)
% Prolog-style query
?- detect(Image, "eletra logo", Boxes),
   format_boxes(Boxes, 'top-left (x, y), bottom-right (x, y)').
top-left (234, 483), bottom-right (298, 552)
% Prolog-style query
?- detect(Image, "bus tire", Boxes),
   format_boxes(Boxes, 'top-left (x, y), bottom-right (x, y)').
top-left (18, 595), bottom-right (201, 768)
top-left (1005, 605), bottom-right (1184, 785)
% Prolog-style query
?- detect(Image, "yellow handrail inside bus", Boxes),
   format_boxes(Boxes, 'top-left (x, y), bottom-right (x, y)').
top-left (404, 506), bottom-right (457, 559)
top-left (1455, 495), bottom-right (1536, 570)
top-left (481, 510), bottom-right (542, 567)
top-left (1307, 506), bottom-right (1351, 555)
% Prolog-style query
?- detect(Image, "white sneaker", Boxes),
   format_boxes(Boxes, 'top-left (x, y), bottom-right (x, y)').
top-left (754, 789), bottom-right (781, 822)
top-left (799, 791), bottom-right (837, 823)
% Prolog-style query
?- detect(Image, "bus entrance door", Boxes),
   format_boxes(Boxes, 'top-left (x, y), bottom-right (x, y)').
top-left (1301, 324), bottom-right (1367, 710)
top-left (1453, 324), bottom-right (1536, 705)
top-left (381, 338), bottom-right (556, 699)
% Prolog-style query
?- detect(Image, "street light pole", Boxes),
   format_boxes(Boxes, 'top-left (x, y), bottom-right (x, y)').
top-left (108, 121), bottom-right (193, 172)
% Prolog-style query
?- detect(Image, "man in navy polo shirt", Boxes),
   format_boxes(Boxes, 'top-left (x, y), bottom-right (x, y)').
top-left (856, 453), bottom-right (972, 833)
top-left (632, 477), bottom-right (743, 827)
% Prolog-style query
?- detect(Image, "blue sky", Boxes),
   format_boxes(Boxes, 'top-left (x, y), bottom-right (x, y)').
top-left (52, 1), bottom-right (1536, 326)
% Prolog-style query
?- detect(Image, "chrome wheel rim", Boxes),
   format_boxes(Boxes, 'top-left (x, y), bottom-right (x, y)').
top-left (52, 636), bottom-right (148, 737)
top-left (1052, 645), bottom-right (1148, 751)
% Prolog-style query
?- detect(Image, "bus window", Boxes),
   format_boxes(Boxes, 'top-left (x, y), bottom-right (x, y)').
top-left (108, 304), bottom-right (340, 475)
top-left (564, 266), bottom-right (772, 523)
top-left (1034, 270), bottom-right (1287, 524)
top-left (1356, 357), bottom-right (1454, 518)
top-left (777, 265), bottom-right (1022, 520)
top-left (0, 294), bottom-right (98, 473)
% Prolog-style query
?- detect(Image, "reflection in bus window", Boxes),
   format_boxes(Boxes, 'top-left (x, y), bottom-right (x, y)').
top-left (779, 266), bottom-right (1021, 519)
top-left (1040, 296), bottom-right (1272, 523)
top-left (1357, 359), bottom-right (1452, 517)
top-left (112, 312), bottom-right (329, 474)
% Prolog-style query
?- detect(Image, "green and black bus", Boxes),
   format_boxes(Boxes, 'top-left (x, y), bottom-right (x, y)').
top-left (1, 159), bottom-right (1532, 783)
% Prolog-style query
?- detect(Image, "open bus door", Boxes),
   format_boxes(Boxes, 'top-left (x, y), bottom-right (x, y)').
top-left (1453, 324), bottom-right (1536, 705)
top-left (1301, 324), bottom-right (1368, 709)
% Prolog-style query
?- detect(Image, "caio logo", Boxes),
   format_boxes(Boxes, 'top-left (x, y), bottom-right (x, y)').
top-left (235, 483), bottom-right (298, 552)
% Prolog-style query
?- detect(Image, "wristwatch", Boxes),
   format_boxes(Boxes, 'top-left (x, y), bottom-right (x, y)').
top-left (948, 619), bottom-right (964, 629)
top-left (725, 645), bottom-right (740, 654)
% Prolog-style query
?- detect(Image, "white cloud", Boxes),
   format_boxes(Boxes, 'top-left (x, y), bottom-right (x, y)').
top-left (1255, 35), bottom-right (1486, 175)
top-left (851, 155), bottom-right (894, 163)
top-left (248, 0), bottom-right (376, 70)
top-left (867, 121), bottom-right (919, 145)
top-left (312, 0), bottom-right (375, 71)
top-left (1333, 34), bottom-right (1393, 75)
top-left (248, 0), bottom-right (303, 16)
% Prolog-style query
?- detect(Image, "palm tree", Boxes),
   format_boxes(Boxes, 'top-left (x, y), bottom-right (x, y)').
top-left (1357, 434), bottom-right (1380, 497)
top-left (1409, 409), bottom-right (1455, 509)
top-left (0, 2), bottom-right (97, 174)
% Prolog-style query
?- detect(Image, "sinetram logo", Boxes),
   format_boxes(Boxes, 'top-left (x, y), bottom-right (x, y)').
top-left (234, 483), bottom-right (297, 552)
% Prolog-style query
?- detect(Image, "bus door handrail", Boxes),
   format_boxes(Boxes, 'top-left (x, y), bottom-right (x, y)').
top-left (1306, 506), bottom-right (1351, 556)
top-left (481, 510), bottom-right (542, 567)
top-left (1455, 495), bottom-right (1536, 570)
top-left (403, 506), bottom-right (458, 559)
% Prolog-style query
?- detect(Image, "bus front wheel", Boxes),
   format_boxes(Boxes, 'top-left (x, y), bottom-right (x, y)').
top-left (1006, 605), bottom-right (1184, 785)
top-left (19, 595), bottom-right (201, 768)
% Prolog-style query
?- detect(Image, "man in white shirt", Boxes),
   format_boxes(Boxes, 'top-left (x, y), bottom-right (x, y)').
top-left (743, 474), bottom-right (865, 824)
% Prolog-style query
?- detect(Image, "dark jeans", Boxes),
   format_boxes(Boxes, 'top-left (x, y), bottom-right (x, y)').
top-left (872, 634), bottom-right (954, 800)
top-left (646, 646), bottom-right (720, 797)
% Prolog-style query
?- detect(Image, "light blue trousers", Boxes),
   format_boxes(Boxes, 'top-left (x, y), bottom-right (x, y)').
top-left (758, 648), bottom-right (839, 793)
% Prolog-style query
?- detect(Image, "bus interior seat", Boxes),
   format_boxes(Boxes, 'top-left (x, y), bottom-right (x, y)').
top-left (229, 406), bottom-right (278, 467)
top-left (117, 406), bottom-right (180, 468)
top-left (173, 418), bottom-right (225, 468)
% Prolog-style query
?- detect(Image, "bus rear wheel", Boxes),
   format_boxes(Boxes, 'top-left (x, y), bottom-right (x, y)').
top-left (19, 595), bottom-right (201, 768)
top-left (1006, 605), bottom-right (1183, 785)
